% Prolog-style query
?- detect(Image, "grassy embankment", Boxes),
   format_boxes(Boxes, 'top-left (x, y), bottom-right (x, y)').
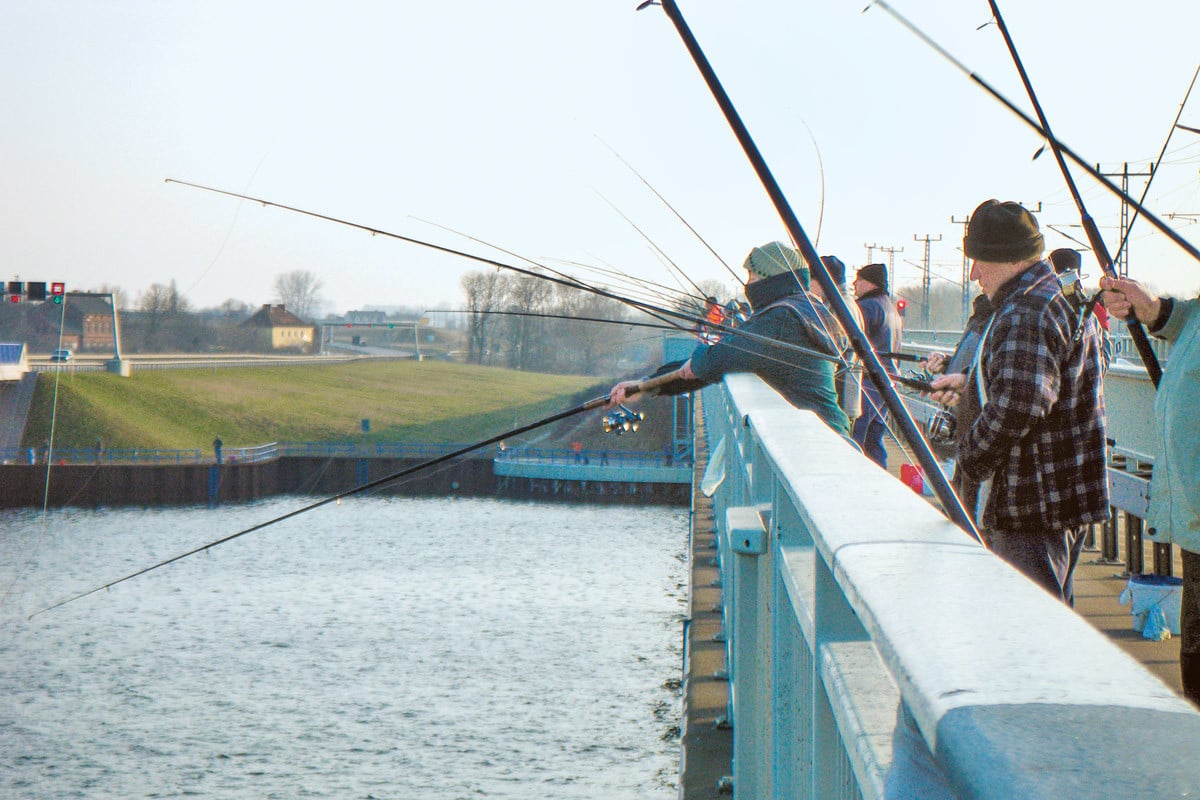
top-left (22, 361), bottom-right (621, 451)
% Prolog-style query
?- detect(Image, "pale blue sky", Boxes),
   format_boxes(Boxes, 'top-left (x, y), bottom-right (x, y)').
top-left (3, 1), bottom-right (1198, 316)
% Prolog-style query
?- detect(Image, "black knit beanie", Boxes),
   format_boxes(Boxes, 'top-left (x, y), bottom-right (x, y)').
top-left (1048, 248), bottom-right (1082, 274)
top-left (820, 255), bottom-right (847, 287)
top-left (963, 199), bottom-right (1044, 263)
top-left (856, 263), bottom-right (888, 293)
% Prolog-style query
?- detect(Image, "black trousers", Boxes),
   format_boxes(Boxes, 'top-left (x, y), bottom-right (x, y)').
top-left (988, 525), bottom-right (1088, 606)
top-left (1180, 549), bottom-right (1200, 706)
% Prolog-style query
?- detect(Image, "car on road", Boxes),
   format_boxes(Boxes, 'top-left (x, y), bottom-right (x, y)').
top-left (50, 349), bottom-right (73, 362)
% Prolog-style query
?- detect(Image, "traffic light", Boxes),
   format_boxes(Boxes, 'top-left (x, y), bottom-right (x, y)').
top-left (7, 281), bottom-right (22, 302)
top-left (51, 282), bottom-right (65, 304)
top-left (896, 298), bottom-right (908, 317)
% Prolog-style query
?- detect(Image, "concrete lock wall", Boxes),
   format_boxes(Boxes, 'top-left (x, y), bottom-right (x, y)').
top-left (0, 456), bottom-right (687, 509)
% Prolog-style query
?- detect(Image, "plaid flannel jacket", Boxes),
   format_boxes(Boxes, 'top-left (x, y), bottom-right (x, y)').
top-left (956, 260), bottom-right (1109, 532)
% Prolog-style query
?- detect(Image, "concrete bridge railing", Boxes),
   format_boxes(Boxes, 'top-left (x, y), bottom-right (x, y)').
top-left (699, 375), bottom-right (1199, 799)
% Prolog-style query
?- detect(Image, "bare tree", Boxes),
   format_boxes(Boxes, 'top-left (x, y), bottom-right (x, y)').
top-left (273, 270), bottom-right (324, 321)
top-left (499, 272), bottom-right (553, 370)
top-left (92, 283), bottom-right (130, 310)
top-left (138, 280), bottom-right (190, 337)
top-left (461, 270), bottom-right (503, 364)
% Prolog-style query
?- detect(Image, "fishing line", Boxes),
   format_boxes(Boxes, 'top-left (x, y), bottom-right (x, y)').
top-left (1111, 62), bottom-right (1200, 268)
top-left (408, 212), bottom-right (688, 332)
top-left (182, 148), bottom-right (273, 299)
top-left (594, 135), bottom-right (744, 285)
top-left (547, 257), bottom-right (702, 308)
top-left (3, 300), bottom-right (71, 610)
top-left (596, 191), bottom-right (712, 302)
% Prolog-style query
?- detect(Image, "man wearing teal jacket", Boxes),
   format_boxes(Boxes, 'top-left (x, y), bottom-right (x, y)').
top-left (1102, 276), bottom-right (1200, 706)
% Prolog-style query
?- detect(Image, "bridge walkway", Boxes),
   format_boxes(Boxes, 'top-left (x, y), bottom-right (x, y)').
top-left (882, 436), bottom-right (1185, 696)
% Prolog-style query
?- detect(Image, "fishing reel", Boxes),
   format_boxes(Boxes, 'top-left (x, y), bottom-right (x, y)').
top-left (1057, 268), bottom-right (1087, 312)
top-left (602, 405), bottom-right (644, 435)
top-left (925, 407), bottom-right (957, 447)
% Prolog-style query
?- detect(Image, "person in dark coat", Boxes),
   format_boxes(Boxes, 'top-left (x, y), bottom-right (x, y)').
top-left (607, 242), bottom-right (850, 435)
top-left (851, 262), bottom-right (902, 467)
top-left (929, 199), bottom-right (1108, 604)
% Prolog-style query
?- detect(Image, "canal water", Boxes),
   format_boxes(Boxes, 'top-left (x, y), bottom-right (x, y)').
top-left (0, 497), bottom-right (688, 799)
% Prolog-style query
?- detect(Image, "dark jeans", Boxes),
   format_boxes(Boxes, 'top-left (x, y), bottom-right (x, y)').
top-left (1181, 549), bottom-right (1200, 706)
top-left (852, 400), bottom-right (889, 469)
top-left (988, 525), bottom-right (1088, 606)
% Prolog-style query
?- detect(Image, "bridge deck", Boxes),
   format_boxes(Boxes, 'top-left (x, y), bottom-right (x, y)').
top-left (883, 436), bottom-right (1184, 695)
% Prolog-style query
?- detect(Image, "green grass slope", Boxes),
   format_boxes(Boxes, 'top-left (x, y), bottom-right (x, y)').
top-left (23, 361), bottom-right (607, 450)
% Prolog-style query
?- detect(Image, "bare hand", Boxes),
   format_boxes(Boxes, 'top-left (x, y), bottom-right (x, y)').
top-left (924, 351), bottom-right (948, 374)
top-left (1099, 275), bottom-right (1160, 324)
top-left (927, 373), bottom-right (966, 407)
top-left (606, 380), bottom-right (640, 410)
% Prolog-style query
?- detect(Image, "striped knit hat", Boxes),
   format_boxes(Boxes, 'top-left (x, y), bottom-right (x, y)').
top-left (743, 241), bottom-right (809, 289)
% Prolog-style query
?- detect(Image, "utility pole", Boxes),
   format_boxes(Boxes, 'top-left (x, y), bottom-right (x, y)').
top-left (879, 245), bottom-right (903, 296)
top-left (1098, 162), bottom-right (1153, 276)
top-left (950, 213), bottom-right (971, 326)
top-left (863, 242), bottom-right (880, 264)
top-left (914, 233), bottom-right (942, 328)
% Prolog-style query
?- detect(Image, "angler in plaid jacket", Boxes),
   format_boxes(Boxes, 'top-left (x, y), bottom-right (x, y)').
top-left (930, 200), bottom-right (1108, 604)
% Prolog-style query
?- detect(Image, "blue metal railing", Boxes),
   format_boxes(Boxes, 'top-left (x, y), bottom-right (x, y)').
top-left (495, 446), bottom-right (688, 467)
top-left (0, 441), bottom-right (685, 468)
top-left (699, 374), bottom-right (1199, 798)
top-left (0, 447), bottom-right (205, 465)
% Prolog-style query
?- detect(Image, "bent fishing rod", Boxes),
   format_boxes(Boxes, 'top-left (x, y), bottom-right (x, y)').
top-left (30, 374), bottom-right (686, 619)
top-left (867, 0), bottom-right (1200, 270)
top-left (984, 0), bottom-right (1162, 385)
top-left (643, 0), bottom-right (981, 541)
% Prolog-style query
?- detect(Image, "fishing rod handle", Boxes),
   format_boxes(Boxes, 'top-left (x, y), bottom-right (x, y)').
top-left (1079, 217), bottom-right (1163, 385)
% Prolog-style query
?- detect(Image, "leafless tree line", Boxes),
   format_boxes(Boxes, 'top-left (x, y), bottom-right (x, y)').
top-left (460, 269), bottom-right (671, 375)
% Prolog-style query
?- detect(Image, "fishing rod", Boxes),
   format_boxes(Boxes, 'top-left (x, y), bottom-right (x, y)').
top-left (799, 119), bottom-right (826, 248)
top-left (881, 351), bottom-right (930, 364)
top-left (1111, 62), bottom-right (1200, 269)
top-left (866, 0), bottom-right (1200, 270)
top-left (597, 138), bottom-right (744, 285)
top-left (983, 0), bottom-right (1161, 385)
top-left (642, 0), bottom-right (981, 541)
top-left (167, 180), bottom-right (858, 385)
top-left (427, 307), bottom-right (680, 333)
top-left (548, 257), bottom-right (703, 308)
top-left (30, 372), bottom-right (688, 619)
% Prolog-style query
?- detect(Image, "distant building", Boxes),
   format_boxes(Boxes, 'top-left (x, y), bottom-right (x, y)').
top-left (241, 304), bottom-right (315, 353)
top-left (29, 293), bottom-right (118, 352)
top-left (0, 343), bottom-right (28, 381)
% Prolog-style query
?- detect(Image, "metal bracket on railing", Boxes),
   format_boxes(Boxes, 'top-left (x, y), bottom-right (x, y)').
top-left (727, 505), bottom-right (769, 555)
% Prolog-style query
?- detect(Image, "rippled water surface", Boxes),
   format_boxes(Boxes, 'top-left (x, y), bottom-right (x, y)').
top-left (0, 497), bottom-right (688, 799)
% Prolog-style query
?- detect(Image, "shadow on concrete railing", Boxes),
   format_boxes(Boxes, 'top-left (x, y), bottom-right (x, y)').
top-left (700, 374), bottom-right (1199, 799)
